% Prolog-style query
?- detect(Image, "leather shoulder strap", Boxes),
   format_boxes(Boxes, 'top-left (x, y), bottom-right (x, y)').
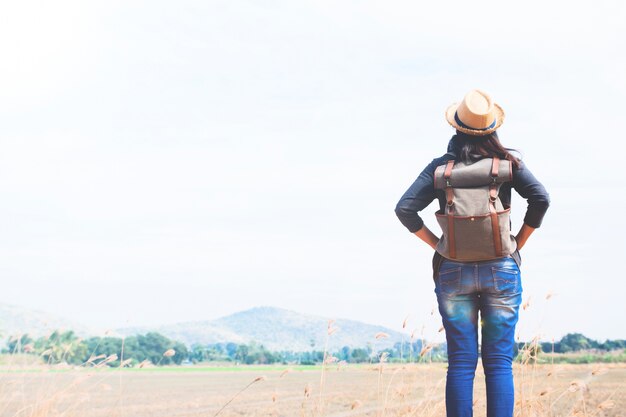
top-left (490, 156), bottom-right (500, 178)
top-left (444, 159), bottom-right (455, 180)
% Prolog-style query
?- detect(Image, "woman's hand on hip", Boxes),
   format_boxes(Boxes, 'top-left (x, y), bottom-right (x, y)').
top-left (413, 225), bottom-right (440, 250)
top-left (515, 223), bottom-right (536, 251)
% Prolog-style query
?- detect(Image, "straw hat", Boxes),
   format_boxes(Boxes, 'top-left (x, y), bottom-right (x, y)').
top-left (445, 89), bottom-right (505, 136)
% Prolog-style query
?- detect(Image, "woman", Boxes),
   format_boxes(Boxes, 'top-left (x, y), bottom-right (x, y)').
top-left (394, 89), bottom-right (550, 416)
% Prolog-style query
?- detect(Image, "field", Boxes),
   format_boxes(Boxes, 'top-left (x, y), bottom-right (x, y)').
top-left (1, 362), bottom-right (623, 417)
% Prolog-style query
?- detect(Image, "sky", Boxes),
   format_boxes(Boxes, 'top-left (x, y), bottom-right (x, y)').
top-left (1, 0), bottom-right (625, 344)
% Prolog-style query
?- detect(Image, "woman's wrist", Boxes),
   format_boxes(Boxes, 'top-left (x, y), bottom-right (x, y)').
top-left (514, 223), bottom-right (535, 250)
top-left (414, 225), bottom-right (440, 249)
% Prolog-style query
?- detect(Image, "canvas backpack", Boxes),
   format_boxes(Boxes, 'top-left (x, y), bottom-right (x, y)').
top-left (433, 155), bottom-right (517, 261)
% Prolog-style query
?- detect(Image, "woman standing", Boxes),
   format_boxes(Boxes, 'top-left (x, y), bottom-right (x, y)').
top-left (395, 89), bottom-right (550, 416)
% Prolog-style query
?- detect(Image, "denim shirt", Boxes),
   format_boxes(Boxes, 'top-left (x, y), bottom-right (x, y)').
top-left (394, 148), bottom-right (551, 234)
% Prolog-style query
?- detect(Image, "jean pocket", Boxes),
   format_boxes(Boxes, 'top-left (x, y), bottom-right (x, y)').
top-left (491, 266), bottom-right (521, 293)
top-left (437, 267), bottom-right (462, 296)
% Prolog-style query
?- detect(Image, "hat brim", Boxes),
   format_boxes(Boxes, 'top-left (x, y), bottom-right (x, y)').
top-left (445, 102), bottom-right (505, 136)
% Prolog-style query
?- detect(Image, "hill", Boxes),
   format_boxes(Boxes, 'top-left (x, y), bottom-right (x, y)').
top-left (0, 303), bottom-right (93, 339)
top-left (117, 306), bottom-right (406, 352)
top-left (0, 303), bottom-right (408, 352)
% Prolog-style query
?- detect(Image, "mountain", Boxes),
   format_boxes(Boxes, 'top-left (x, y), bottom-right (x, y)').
top-left (119, 320), bottom-right (247, 346)
top-left (117, 306), bottom-right (407, 352)
top-left (0, 303), bottom-right (408, 352)
top-left (0, 303), bottom-right (93, 339)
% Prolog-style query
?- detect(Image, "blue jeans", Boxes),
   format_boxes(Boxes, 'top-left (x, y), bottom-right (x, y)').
top-left (434, 256), bottom-right (522, 417)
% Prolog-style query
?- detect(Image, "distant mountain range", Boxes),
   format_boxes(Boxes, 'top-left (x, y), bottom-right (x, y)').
top-left (0, 304), bottom-right (406, 351)
top-left (0, 303), bottom-right (94, 339)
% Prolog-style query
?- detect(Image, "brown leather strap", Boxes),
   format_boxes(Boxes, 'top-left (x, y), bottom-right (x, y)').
top-left (444, 159), bottom-right (456, 258)
top-left (489, 183), bottom-right (503, 257)
top-left (434, 165), bottom-right (443, 189)
top-left (447, 210), bottom-right (456, 259)
top-left (445, 187), bottom-right (454, 206)
top-left (489, 183), bottom-right (498, 201)
top-left (444, 159), bottom-right (454, 180)
top-left (491, 156), bottom-right (500, 179)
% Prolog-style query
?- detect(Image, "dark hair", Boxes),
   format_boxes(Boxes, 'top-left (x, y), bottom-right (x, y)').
top-left (449, 130), bottom-right (522, 169)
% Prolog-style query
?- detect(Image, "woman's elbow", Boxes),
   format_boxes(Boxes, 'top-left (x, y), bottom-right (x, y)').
top-left (532, 186), bottom-right (551, 209)
top-left (538, 191), bottom-right (550, 209)
top-left (395, 200), bottom-right (411, 218)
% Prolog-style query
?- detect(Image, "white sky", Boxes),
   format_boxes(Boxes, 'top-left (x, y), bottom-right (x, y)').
top-left (1, 0), bottom-right (625, 343)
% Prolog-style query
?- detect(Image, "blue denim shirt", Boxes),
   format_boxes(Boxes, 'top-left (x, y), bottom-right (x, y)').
top-left (395, 145), bottom-right (550, 234)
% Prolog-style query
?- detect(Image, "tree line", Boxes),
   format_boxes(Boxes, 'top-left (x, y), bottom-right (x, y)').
top-left (537, 333), bottom-right (626, 354)
top-left (3, 330), bottom-right (624, 366)
top-left (188, 339), bottom-right (446, 365)
top-left (2, 332), bottom-right (444, 366)
top-left (4, 330), bottom-right (188, 366)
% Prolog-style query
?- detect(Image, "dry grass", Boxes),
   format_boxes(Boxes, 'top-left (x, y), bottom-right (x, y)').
top-left (1, 290), bottom-right (624, 416)
top-left (0, 362), bottom-right (624, 417)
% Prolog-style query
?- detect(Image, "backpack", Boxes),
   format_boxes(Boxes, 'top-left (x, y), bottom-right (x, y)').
top-left (433, 155), bottom-right (517, 261)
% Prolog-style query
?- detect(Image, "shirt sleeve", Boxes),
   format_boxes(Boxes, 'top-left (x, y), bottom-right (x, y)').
top-left (512, 160), bottom-right (551, 228)
top-left (395, 159), bottom-right (439, 233)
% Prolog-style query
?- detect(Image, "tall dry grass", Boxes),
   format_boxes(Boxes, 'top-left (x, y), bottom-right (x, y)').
top-left (0, 288), bottom-right (622, 417)
top-left (0, 331), bottom-right (171, 417)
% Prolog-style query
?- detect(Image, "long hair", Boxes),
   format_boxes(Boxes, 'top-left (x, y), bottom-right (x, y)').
top-left (449, 130), bottom-right (522, 169)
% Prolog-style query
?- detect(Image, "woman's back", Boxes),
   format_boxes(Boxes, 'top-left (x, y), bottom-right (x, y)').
top-left (394, 89), bottom-right (550, 417)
